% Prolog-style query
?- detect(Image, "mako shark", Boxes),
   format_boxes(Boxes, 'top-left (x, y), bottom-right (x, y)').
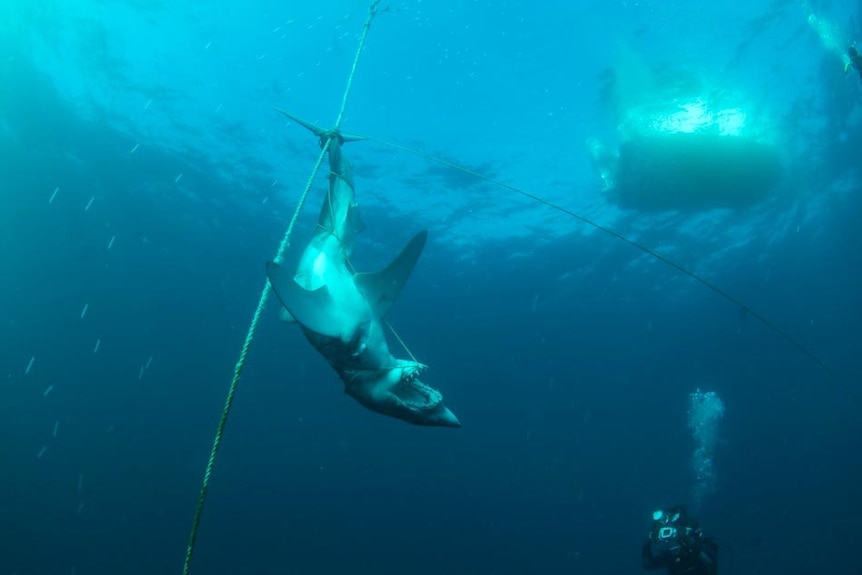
top-left (266, 114), bottom-right (460, 428)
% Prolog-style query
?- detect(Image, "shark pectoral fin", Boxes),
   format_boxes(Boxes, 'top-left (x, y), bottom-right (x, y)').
top-left (274, 109), bottom-right (327, 138)
top-left (354, 230), bottom-right (428, 319)
top-left (266, 261), bottom-right (341, 338)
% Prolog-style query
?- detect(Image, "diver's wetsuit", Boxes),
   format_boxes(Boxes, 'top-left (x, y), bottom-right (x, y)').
top-left (642, 535), bottom-right (718, 575)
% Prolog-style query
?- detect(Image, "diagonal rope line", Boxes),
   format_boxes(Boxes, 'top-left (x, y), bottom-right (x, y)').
top-left (386, 319), bottom-right (418, 363)
top-left (181, 3), bottom-right (381, 574)
top-left (355, 133), bottom-right (837, 381)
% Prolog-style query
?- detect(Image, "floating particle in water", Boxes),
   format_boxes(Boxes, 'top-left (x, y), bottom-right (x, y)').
top-left (36, 445), bottom-right (47, 459)
top-left (215, 103), bottom-right (223, 113)
top-left (76, 501), bottom-right (85, 514)
top-left (94, 338), bottom-right (101, 354)
top-left (204, 41), bottom-right (212, 50)
top-left (84, 197), bottom-right (94, 212)
top-left (107, 235), bottom-right (116, 250)
top-left (25, 356), bottom-right (35, 375)
top-left (174, 173), bottom-right (183, 183)
top-left (137, 355), bottom-right (153, 381)
top-left (43, 385), bottom-right (54, 397)
top-left (130, 143), bottom-right (140, 154)
top-left (77, 473), bottom-right (84, 495)
top-left (53, 421), bottom-right (59, 437)
top-left (49, 186), bottom-right (59, 203)
top-left (144, 99), bottom-right (152, 111)
top-left (80, 303), bottom-right (89, 320)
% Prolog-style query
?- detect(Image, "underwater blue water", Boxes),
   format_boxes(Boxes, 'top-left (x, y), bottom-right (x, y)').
top-left (1, 1), bottom-right (861, 574)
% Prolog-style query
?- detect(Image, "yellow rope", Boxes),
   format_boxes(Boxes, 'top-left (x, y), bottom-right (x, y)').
top-left (181, 2), bottom-right (381, 574)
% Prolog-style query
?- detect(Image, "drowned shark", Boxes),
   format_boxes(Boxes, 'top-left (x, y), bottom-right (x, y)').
top-left (266, 114), bottom-right (461, 428)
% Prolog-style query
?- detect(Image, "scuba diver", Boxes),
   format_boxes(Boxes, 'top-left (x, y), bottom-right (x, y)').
top-left (642, 506), bottom-right (718, 575)
top-left (846, 46), bottom-right (862, 79)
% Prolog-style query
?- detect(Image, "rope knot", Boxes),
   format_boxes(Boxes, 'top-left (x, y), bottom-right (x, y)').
top-left (318, 129), bottom-right (344, 149)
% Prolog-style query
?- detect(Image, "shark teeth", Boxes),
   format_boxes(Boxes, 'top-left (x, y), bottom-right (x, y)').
top-left (391, 363), bottom-right (442, 412)
top-left (400, 362), bottom-right (427, 383)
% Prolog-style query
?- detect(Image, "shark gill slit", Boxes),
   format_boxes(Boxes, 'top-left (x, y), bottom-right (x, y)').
top-left (355, 133), bottom-right (838, 382)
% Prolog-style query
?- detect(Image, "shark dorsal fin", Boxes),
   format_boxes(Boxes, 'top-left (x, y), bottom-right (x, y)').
top-left (266, 261), bottom-right (342, 338)
top-left (354, 230), bottom-right (428, 319)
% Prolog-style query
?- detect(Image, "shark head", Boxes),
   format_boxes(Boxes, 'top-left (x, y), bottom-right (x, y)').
top-left (344, 362), bottom-right (461, 428)
top-left (267, 236), bottom-right (461, 428)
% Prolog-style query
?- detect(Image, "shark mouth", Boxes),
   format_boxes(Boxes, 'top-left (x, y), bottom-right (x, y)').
top-left (392, 375), bottom-right (443, 413)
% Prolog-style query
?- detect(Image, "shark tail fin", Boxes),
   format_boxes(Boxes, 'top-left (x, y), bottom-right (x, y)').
top-left (354, 230), bottom-right (428, 319)
top-left (274, 108), bottom-right (365, 142)
top-left (266, 261), bottom-right (343, 338)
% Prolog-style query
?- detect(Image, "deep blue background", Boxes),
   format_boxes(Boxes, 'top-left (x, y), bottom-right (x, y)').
top-left (2, 3), bottom-right (862, 575)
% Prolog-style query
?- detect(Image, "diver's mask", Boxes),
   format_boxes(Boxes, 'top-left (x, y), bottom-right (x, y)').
top-left (652, 509), bottom-right (681, 524)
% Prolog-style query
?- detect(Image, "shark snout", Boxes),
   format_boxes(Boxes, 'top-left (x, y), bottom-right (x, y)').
top-left (423, 405), bottom-right (461, 428)
top-left (384, 401), bottom-right (461, 428)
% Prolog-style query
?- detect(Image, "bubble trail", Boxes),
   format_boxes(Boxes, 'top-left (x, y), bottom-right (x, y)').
top-left (688, 389), bottom-right (726, 510)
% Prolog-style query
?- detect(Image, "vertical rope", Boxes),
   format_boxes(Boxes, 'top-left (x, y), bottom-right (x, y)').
top-left (334, 0), bottom-right (379, 130)
top-left (180, 146), bottom-right (326, 575)
top-left (181, 2), bottom-right (382, 574)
